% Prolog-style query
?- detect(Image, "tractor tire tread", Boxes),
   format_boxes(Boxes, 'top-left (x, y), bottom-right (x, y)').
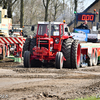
top-left (30, 38), bottom-right (36, 55)
top-left (71, 40), bottom-right (81, 68)
top-left (61, 38), bottom-right (74, 68)
top-left (24, 51), bottom-right (30, 68)
top-left (22, 38), bottom-right (31, 57)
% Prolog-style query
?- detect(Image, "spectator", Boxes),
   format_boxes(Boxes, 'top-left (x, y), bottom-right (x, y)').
top-left (97, 22), bottom-right (100, 30)
top-left (29, 35), bottom-right (32, 39)
top-left (77, 20), bottom-right (89, 29)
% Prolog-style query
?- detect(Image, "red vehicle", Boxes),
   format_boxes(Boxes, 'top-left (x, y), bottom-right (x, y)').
top-left (0, 7), bottom-right (24, 61)
top-left (23, 22), bottom-right (81, 69)
top-left (0, 37), bottom-right (24, 59)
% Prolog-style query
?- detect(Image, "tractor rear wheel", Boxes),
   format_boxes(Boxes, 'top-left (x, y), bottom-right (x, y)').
top-left (71, 40), bottom-right (81, 68)
top-left (22, 38), bottom-right (31, 57)
top-left (55, 52), bottom-right (63, 69)
top-left (24, 51), bottom-right (31, 68)
top-left (61, 38), bottom-right (73, 68)
top-left (30, 38), bottom-right (36, 55)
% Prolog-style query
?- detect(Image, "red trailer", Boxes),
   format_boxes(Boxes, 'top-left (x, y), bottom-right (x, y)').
top-left (0, 6), bottom-right (24, 61)
top-left (0, 37), bottom-right (24, 60)
top-left (80, 43), bottom-right (100, 67)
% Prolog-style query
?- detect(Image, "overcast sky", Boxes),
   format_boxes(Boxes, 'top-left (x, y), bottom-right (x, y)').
top-left (84, 0), bottom-right (95, 9)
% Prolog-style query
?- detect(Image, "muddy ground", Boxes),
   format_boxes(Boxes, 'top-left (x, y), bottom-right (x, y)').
top-left (0, 59), bottom-right (100, 100)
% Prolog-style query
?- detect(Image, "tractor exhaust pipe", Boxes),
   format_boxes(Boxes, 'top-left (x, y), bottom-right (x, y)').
top-left (49, 21), bottom-right (51, 38)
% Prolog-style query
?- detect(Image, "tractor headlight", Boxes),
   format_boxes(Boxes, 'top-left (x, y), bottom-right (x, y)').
top-left (55, 38), bottom-right (59, 44)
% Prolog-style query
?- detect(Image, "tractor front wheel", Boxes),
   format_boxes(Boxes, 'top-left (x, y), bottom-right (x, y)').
top-left (24, 51), bottom-right (31, 68)
top-left (55, 52), bottom-right (63, 69)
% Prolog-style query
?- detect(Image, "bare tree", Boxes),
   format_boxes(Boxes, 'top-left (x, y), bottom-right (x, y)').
top-left (20, 0), bottom-right (24, 28)
top-left (77, 0), bottom-right (84, 12)
top-left (12, 0), bottom-right (20, 24)
top-left (48, 0), bottom-right (63, 21)
top-left (23, 0), bottom-right (44, 25)
top-left (1, 0), bottom-right (17, 18)
top-left (52, 0), bottom-right (61, 21)
top-left (11, 0), bottom-right (84, 25)
top-left (0, 0), bottom-right (2, 6)
top-left (43, 0), bottom-right (50, 21)
top-left (74, 0), bottom-right (77, 12)
top-left (55, 0), bottom-right (69, 22)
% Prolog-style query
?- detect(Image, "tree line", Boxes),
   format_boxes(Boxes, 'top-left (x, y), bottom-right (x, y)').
top-left (0, 0), bottom-right (84, 27)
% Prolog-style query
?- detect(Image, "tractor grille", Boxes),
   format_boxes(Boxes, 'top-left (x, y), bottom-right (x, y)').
top-left (40, 44), bottom-right (48, 49)
top-left (39, 40), bottom-right (48, 43)
top-left (38, 40), bottom-right (49, 49)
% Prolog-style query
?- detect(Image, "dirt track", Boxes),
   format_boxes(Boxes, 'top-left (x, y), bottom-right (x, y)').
top-left (0, 60), bottom-right (100, 100)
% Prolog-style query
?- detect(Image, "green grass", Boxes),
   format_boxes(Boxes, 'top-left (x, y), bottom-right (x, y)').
top-left (74, 96), bottom-right (100, 100)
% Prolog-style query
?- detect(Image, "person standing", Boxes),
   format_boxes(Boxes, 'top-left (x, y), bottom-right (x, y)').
top-left (77, 20), bottom-right (89, 29)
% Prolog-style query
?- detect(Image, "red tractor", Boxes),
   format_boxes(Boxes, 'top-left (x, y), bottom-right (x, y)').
top-left (23, 21), bottom-right (81, 69)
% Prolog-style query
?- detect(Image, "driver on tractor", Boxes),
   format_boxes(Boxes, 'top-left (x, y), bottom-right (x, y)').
top-left (51, 26), bottom-right (56, 36)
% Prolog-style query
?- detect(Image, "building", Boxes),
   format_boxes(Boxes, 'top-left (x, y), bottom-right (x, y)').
top-left (69, 0), bottom-right (100, 31)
